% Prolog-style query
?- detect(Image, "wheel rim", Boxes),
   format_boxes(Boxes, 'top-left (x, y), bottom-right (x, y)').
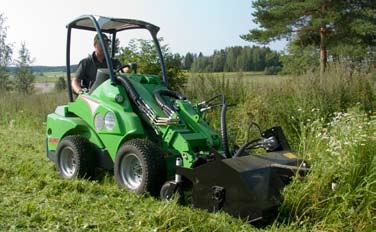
top-left (59, 146), bottom-right (76, 178)
top-left (120, 153), bottom-right (143, 190)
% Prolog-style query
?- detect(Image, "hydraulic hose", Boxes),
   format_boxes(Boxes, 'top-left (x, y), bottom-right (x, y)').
top-left (233, 138), bottom-right (262, 158)
top-left (117, 77), bottom-right (139, 102)
top-left (220, 95), bottom-right (231, 158)
top-left (200, 94), bottom-right (231, 158)
top-left (117, 76), bottom-right (148, 115)
top-left (154, 89), bottom-right (186, 117)
top-left (117, 76), bottom-right (180, 126)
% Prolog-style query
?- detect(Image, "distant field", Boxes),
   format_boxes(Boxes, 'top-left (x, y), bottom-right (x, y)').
top-left (186, 71), bottom-right (291, 88)
top-left (33, 71), bottom-right (283, 83)
top-left (34, 72), bottom-right (66, 83)
top-left (188, 71), bottom-right (281, 79)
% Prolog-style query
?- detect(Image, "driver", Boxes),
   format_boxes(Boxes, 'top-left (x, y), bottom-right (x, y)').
top-left (72, 33), bottom-right (129, 94)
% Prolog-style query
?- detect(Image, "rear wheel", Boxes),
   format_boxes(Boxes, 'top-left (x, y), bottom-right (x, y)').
top-left (56, 135), bottom-right (95, 179)
top-left (114, 139), bottom-right (166, 197)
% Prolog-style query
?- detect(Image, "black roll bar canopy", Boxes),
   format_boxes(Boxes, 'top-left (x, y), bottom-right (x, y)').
top-left (65, 15), bottom-right (168, 102)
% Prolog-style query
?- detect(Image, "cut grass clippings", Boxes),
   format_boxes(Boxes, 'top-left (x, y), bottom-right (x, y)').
top-left (0, 125), bottom-right (259, 231)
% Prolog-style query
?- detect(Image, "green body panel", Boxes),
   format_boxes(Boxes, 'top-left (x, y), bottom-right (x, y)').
top-left (46, 106), bottom-right (104, 151)
top-left (67, 80), bottom-right (146, 160)
top-left (46, 73), bottom-right (224, 173)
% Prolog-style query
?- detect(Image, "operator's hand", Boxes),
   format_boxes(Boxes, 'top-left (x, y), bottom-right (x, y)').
top-left (120, 66), bottom-right (130, 73)
top-left (78, 88), bottom-right (88, 95)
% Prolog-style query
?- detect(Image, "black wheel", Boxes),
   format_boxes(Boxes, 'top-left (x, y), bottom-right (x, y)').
top-left (56, 135), bottom-right (95, 179)
top-left (160, 180), bottom-right (183, 203)
top-left (114, 139), bottom-right (166, 197)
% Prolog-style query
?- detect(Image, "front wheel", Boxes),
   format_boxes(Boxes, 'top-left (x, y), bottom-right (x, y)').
top-left (55, 135), bottom-right (95, 179)
top-left (114, 139), bottom-right (166, 197)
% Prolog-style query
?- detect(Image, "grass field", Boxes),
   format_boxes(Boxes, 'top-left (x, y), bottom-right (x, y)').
top-left (0, 67), bottom-right (375, 231)
top-left (0, 126), bottom-right (258, 231)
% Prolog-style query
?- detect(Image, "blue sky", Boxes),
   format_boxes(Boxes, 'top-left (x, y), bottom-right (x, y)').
top-left (2, 0), bottom-right (285, 66)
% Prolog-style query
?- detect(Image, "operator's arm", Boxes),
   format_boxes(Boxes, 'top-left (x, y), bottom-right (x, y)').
top-left (71, 77), bottom-right (82, 94)
top-left (72, 59), bottom-right (87, 94)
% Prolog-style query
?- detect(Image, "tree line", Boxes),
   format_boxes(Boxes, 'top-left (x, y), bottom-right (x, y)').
top-left (182, 46), bottom-right (281, 73)
top-left (6, 65), bottom-right (78, 74)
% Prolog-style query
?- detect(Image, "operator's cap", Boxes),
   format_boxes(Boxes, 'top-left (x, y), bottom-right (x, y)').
top-left (94, 33), bottom-right (110, 45)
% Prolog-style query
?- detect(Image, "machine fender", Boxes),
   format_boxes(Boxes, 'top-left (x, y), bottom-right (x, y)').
top-left (46, 113), bottom-right (104, 152)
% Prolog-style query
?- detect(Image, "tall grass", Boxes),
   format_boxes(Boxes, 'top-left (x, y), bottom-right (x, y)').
top-left (184, 65), bottom-right (375, 147)
top-left (280, 108), bottom-right (376, 231)
top-left (0, 91), bottom-right (67, 131)
top-left (0, 126), bottom-right (259, 231)
top-left (183, 65), bottom-right (376, 230)
top-left (0, 66), bottom-right (375, 230)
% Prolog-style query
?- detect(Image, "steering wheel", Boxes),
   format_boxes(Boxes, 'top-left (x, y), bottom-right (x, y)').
top-left (116, 62), bottom-right (137, 73)
top-left (115, 64), bottom-right (130, 73)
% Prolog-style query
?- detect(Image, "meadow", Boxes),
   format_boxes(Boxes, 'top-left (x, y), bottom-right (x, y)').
top-left (0, 66), bottom-right (375, 231)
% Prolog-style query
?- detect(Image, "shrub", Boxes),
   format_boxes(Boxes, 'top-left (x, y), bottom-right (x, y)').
top-left (264, 66), bottom-right (282, 75)
top-left (54, 77), bottom-right (66, 91)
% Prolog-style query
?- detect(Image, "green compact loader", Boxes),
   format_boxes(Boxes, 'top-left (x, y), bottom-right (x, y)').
top-left (46, 15), bottom-right (308, 222)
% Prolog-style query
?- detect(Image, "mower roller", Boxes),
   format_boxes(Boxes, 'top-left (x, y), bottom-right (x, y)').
top-left (46, 15), bottom-right (309, 222)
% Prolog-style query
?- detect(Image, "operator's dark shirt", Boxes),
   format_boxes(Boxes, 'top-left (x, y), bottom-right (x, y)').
top-left (75, 52), bottom-right (121, 89)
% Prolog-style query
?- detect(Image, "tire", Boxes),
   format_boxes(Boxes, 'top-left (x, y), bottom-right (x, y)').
top-left (56, 135), bottom-right (95, 179)
top-left (114, 139), bottom-right (166, 197)
top-left (160, 180), bottom-right (184, 203)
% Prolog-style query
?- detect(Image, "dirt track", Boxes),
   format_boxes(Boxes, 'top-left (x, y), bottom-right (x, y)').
top-left (34, 82), bottom-right (55, 93)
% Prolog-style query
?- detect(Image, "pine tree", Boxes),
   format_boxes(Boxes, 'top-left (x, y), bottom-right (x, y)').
top-left (183, 52), bottom-right (194, 70)
top-left (241, 0), bottom-right (376, 75)
top-left (14, 42), bottom-right (35, 94)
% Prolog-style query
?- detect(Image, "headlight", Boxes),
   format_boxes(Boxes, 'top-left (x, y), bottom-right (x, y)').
top-left (104, 111), bottom-right (116, 131)
top-left (94, 113), bottom-right (104, 131)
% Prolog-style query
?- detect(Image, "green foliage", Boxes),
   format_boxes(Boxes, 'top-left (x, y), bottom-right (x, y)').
top-left (0, 92), bottom-right (67, 128)
top-left (0, 66), bottom-right (11, 91)
top-left (185, 65), bottom-right (375, 148)
top-left (182, 52), bottom-right (195, 70)
top-left (6, 65), bottom-right (77, 74)
top-left (242, 0), bottom-right (376, 72)
top-left (118, 38), bottom-right (186, 90)
top-left (14, 42), bottom-right (35, 94)
top-left (0, 14), bottom-right (12, 91)
top-left (280, 44), bottom-right (320, 75)
top-left (190, 46), bottom-right (281, 73)
top-left (54, 76), bottom-right (66, 91)
top-left (280, 108), bottom-right (376, 231)
top-left (264, 66), bottom-right (282, 75)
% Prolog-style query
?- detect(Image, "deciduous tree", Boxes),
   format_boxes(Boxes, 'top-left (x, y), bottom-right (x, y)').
top-left (14, 42), bottom-right (35, 94)
top-left (0, 14), bottom-right (13, 91)
top-left (118, 38), bottom-right (186, 90)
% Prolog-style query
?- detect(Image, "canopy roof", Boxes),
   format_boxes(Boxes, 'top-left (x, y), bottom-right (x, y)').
top-left (67, 15), bottom-right (160, 34)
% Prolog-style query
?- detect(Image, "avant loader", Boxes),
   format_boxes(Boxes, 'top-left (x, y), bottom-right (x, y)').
top-left (46, 15), bottom-right (308, 222)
